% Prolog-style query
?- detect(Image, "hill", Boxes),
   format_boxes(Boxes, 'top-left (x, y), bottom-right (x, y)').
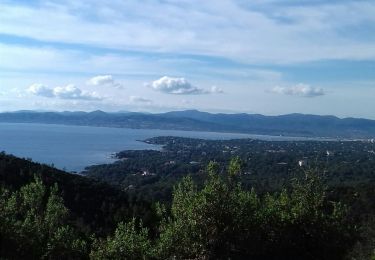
top-left (0, 152), bottom-right (155, 235)
top-left (1, 110), bottom-right (375, 138)
top-left (1, 151), bottom-right (370, 259)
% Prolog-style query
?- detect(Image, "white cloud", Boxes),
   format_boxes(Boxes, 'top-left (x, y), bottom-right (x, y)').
top-left (129, 96), bottom-right (152, 104)
top-left (210, 86), bottom-right (224, 94)
top-left (148, 76), bottom-right (220, 95)
top-left (148, 76), bottom-right (203, 95)
top-left (28, 83), bottom-right (103, 100)
top-left (87, 75), bottom-right (113, 86)
top-left (87, 75), bottom-right (124, 89)
top-left (28, 83), bottom-right (54, 98)
top-left (1, 1), bottom-right (375, 64)
top-left (270, 84), bottom-right (325, 98)
top-left (53, 84), bottom-right (102, 100)
top-left (0, 43), bottom-right (175, 77)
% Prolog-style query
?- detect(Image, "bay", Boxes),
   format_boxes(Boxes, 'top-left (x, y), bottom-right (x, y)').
top-left (0, 122), bottom-right (326, 172)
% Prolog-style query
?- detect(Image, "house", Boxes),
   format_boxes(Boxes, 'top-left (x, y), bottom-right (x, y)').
top-left (142, 170), bottom-right (156, 176)
top-left (298, 160), bottom-right (307, 167)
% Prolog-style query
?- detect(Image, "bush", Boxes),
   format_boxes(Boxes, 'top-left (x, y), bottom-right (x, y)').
top-left (90, 218), bottom-right (152, 260)
top-left (154, 159), bottom-right (357, 259)
top-left (0, 177), bottom-right (88, 259)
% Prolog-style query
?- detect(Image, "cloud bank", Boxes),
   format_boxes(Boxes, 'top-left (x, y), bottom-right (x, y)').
top-left (28, 83), bottom-right (102, 100)
top-left (270, 84), bottom-right (325, 98)
top-left (1, 1), bottom-right (375, 64)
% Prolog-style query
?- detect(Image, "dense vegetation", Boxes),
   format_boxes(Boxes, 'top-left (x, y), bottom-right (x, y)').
top-left (90, 163), bottom-right (357, 259)
top-left (3, 136), bottom-right (375, 258)
top-left (1, 177), bottom-right (89, 259)
top-left (1, 154), bottom-right (361, 259)
top-left (84, 137), bottom-right (375, 202)
top-left (0, 152), bottom-right (156, 236)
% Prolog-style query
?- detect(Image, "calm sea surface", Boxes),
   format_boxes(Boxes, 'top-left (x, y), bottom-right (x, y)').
top-left (0, 123), bottom-right (323, 172)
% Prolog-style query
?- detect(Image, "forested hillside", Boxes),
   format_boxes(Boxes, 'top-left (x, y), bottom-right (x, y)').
top-left (0, 153), bottom-right (156, 235)
top-left (1, 151), bottom-right (375, 259)
top-left (84, 137), bottom-right (375, 203)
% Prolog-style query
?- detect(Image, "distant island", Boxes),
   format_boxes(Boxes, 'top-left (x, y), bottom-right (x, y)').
top-left (1, 109), bottom-right (375, 138)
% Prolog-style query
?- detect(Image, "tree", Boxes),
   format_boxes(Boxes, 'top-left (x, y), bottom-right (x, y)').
top-left (0, 160), bottom-right (358, 259)
top-left (0, 177), bottom-right (88, 259)
top-left (154, 159), bottom-right (356, 259)
top-left (90, 218), bottom-right (152, 260)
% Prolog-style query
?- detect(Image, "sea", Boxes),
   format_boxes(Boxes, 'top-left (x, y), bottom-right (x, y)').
top-left (0, 122), bottom-right (326, 172)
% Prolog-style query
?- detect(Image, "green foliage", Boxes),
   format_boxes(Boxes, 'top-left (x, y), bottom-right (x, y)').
top-left (44, 225), bottom-right (89, 259)
top-left (0, 152), bottom-right (151, 236)
top-left (86, 136), bottom-right (375, 205)
top-left (0, 177), bottom-right (88, 259)
top-left (228, 156), bottom-right (242, 177)
top-left (0, 154), bottom-right (360, 259)
top-left (155, 166), bottom-right (356, 259)
top-left (90, 218), bottom-right (152, 260)
top-left (207, 160), bottom-right (220, 175)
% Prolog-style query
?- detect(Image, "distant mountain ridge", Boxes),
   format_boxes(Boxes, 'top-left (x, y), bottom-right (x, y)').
top-left (0, 110), bottom-right (375, 138)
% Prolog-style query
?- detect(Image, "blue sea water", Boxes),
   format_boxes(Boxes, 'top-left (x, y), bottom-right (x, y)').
top-left (0, 123), bottom-right (321, 172)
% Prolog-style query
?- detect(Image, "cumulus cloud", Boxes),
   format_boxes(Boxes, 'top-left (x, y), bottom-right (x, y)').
top-left (87, 75), bottom-right (124, 89)
top-left (28, 83), bottom-right (55, 97)
top-left (129, 96), bottom-right (152, 104)
top-left (28, 84), bottom-right (103, 100)
top-left (148, 76), bottom-right (203, 95)
top-left (270, 84), bottom-right (325, 98)
top-left (147, 76), bottom-right (222, 95)
top-left (88, 75), bottom-right (113, 86)
top-left (53, 84), bottom-right (102, 100)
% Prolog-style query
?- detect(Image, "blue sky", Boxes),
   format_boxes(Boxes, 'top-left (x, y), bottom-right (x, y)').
top-left (0, 0), bottom-right (375, 118)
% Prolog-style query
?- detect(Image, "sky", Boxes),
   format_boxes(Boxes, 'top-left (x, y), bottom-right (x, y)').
top-left (0, 0), bottom-right (375, 118)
